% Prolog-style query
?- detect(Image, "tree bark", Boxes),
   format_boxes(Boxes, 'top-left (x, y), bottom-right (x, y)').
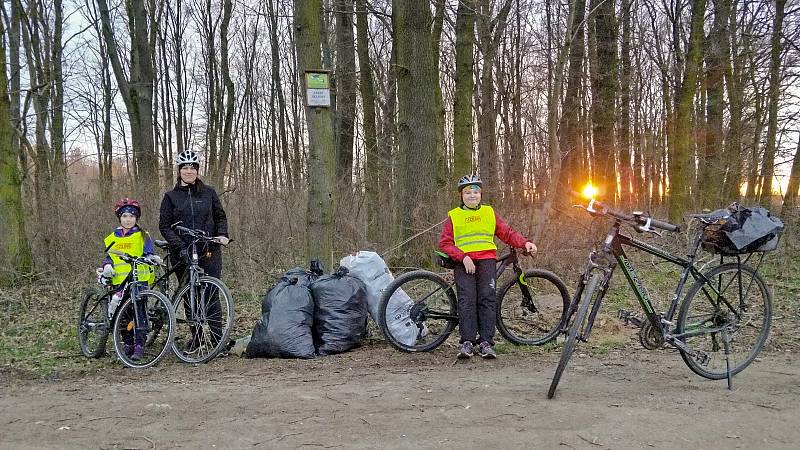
top-left (334, 0), bottom-right (356, 188)
top-left (589, 0), bottom-right (618, 197)
top-left (759, 0), bottom-right (785, 205)
top-left (393, 0), bottom-right (438, 260)
top-left (699, 0), bottom-right (729, 207)
top-left (0, 8), bottom-right (34, 284)
top-left (356, 0), bottom-right (381, 245)
top-left (453, 0), bottom-right (476, 180)
top-left (669, 0), bottom-right (706, 221)
top-left (295, 0), bottom-right (337, 267)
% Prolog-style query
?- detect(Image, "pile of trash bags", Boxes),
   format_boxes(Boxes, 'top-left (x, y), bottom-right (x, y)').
top-left (244, 251), bottom-right (417, 359)
top-left (246, 265), bottom-right (369, 358)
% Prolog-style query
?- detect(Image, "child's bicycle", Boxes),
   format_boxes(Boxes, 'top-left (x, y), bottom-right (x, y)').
top-left (547, 197), bottom-right (775, 399)
top-left (150, 222), bottom-right (235, 364)
top-left (77, 249), bottom-right (176, 369)
top-left (377, 249), bottom-right (569, 352)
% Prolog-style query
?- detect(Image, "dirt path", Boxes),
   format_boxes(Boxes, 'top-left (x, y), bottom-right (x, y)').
top-left (1, 343), bottom-right (798, 449)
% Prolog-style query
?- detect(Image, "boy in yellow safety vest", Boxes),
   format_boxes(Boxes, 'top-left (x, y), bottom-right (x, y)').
top-left (100, 198), bottom-right (161, 360)
top-left (439, 175), bottom-right (537, 359)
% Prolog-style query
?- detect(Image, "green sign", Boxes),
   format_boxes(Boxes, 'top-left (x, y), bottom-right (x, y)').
top-left (306, 72), bottom-right (329, 89)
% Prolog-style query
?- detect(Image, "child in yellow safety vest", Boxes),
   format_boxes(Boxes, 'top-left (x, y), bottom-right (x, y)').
top-left (439, 175), bottom-right (537, 359)
top-left (99, 198), bottom-right (161, 360)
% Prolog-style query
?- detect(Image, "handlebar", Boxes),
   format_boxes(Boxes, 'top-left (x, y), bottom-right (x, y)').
top-left (107, 248), bottom-right (164, 267)
top-left (170, 222), bottom-right (230, 245)
top-left (574, 196), bottom-right (680, 233)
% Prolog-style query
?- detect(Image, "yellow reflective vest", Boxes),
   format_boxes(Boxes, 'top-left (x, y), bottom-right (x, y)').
top-left (448, 205), bottom-right (497, 253)
top-left (104, 231), bottom-right (155, 286)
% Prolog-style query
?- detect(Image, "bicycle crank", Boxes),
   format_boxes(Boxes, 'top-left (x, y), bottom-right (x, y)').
top-left (638, 321), bottom-right (665, 350)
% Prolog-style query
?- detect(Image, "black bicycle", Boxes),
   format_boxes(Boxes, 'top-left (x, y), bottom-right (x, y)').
top-left (78, 249), bottom-right (176, 369)
top-left (378, 249), bottom-right (569, 352)
top-left (547, 198), bottom-right (774, 399)
top-left (150, 223), bottom-right (235, 364)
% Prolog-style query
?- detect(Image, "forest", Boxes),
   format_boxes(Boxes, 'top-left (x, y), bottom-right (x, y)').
top-left (0, 0), bottom-right (798, 284)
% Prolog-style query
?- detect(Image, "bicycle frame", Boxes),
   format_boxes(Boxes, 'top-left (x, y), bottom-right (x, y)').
top-left (408, 250), bottom-right (528, 323)
top-left (568, 219), bottom-right (724, 348)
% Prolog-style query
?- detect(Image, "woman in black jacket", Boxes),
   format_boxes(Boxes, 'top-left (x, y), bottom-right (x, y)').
top-left (159, 150), bottom-right (230, 351)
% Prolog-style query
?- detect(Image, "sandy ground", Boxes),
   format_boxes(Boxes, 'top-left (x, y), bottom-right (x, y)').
top-left (1, 342), bottom-right (798, 450)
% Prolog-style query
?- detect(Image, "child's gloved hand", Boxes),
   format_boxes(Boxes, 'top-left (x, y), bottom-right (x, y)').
top-left (102, 264), bottom-right (114, 278)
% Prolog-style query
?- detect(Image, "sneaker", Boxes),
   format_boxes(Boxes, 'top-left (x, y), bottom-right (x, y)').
top-left (478, 341), bottom-right (497, 359)
top-left (123, 343), bottom-right (135, 357)
top-left (457, 341), bottom-right (474, 359)
top-left (131, 344), bottom-right (144, 360)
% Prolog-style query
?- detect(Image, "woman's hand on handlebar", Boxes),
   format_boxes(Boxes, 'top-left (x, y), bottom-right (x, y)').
top-left (214, 236), bottom-right (230, 246)
top-left (524, 242), bottom-right (537, 254)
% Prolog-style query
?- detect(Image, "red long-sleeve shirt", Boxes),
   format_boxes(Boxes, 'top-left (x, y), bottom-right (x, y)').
top-left (439, 209), bottom-right (530, 262)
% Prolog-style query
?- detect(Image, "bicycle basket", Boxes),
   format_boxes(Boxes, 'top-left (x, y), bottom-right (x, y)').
top-left (700, 205), bottom-right (784, 255)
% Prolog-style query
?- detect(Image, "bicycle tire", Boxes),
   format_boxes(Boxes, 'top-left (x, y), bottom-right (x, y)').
top-left (78, 286), bottom-right (110, 358)
top-left (112, 290), bottom-right (176, 369)
top-left (548, 272), bottom-right (600, 399)
top-left (171, 276), bottom-right (235, 363)
top-left (676, 263), bottom-right (772, 380)
top-left (496, 269), bottom-right (570, 345)
top-left (377, 270), bottom-right (458, 353)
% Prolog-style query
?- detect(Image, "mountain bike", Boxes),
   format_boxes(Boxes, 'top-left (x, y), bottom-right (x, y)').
top-left (165, 223), bottom-right (235, 363)
top-left (377, 249), bottom-right (569, 352)
top-left (77, 249), bottom-right (176, 369)
top-left (547, 197), bottom-right (773, 399)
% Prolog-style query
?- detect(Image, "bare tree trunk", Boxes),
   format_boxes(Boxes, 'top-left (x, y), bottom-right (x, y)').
top-left (669, 0), bottom-right (706, 221)
top-left (589, 0), bottom-right (618, 197)
top-left (356, 0), bottom-right (381, 245)
top-left (557, 0), bottom-right (586, 203)
top-left (216, 0), bottom-right (235, 188)
top-left (453, 0), bottom-right (476, 179)
top-left (0, 5), bottom-right (34, 284)
top-left (782, 135), bottom-right (800, 213)
top-left (393, 0), bottom-right (438, 260)
top-left (295, 0), bottom-right (337, 266)
top-left (334, 0), bottom-right (356, 188)
top-left (699, 0), bottom-right (729, 207)
top-left (96, 0), bottom-right (158, 195)
top-left (618, 0), bottom-right (633, 205)
top-left (759, 0), bottom-right (785, 205)
top-left (431, 0), bottom-right (447, 189)
top-left (722, 0), bottom-right (743, 202)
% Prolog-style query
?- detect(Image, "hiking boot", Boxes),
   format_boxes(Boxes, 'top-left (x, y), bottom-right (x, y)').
top-left (457, 341), bottom-right (474, 359)
top-left (123, 343), bottom-right (135, 357)
top-left (131, 344), bottom-right (145, 360)
top-left (478, 341), bottom-right (497, 359)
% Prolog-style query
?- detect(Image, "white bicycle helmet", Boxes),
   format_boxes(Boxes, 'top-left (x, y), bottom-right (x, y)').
top-left (175, 150), bottom-right (200, 167)
top-left (457, 174), bottom-right (482, 191)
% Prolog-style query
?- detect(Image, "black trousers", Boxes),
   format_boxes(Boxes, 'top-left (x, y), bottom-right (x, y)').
top-left (454, 258), bottom-right (497, 345)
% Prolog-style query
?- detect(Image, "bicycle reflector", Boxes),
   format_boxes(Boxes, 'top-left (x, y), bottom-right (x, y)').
top-left (582, 183), bottom-right (598, 199)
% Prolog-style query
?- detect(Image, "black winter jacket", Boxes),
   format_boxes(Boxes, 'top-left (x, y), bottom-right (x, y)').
top-left (159, 181), bottom-right (229, 252)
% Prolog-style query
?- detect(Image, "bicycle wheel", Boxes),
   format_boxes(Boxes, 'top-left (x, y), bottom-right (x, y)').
top-left (78, 286), bottom-right (110, 358)
top-left (496, 269), bottom-right (570, 345)
top-left (378, 270), bottom-right (458, 353)
top-left (676, 263), bottom-right (771, 380)
top-left (112, 290), bottom-right (176, 369)
top-left (548, 272), bottom-right (600, 399)
top-left (171, 276), bottom-right (235, 363)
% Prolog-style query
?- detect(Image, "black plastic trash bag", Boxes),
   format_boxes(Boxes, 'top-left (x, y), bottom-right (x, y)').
top-left (246, 271), bottom-right (316, 359)
top-left (310, 267), bottom-right (369, 356)
top-left (701, 204), bottom-right (784, 255)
